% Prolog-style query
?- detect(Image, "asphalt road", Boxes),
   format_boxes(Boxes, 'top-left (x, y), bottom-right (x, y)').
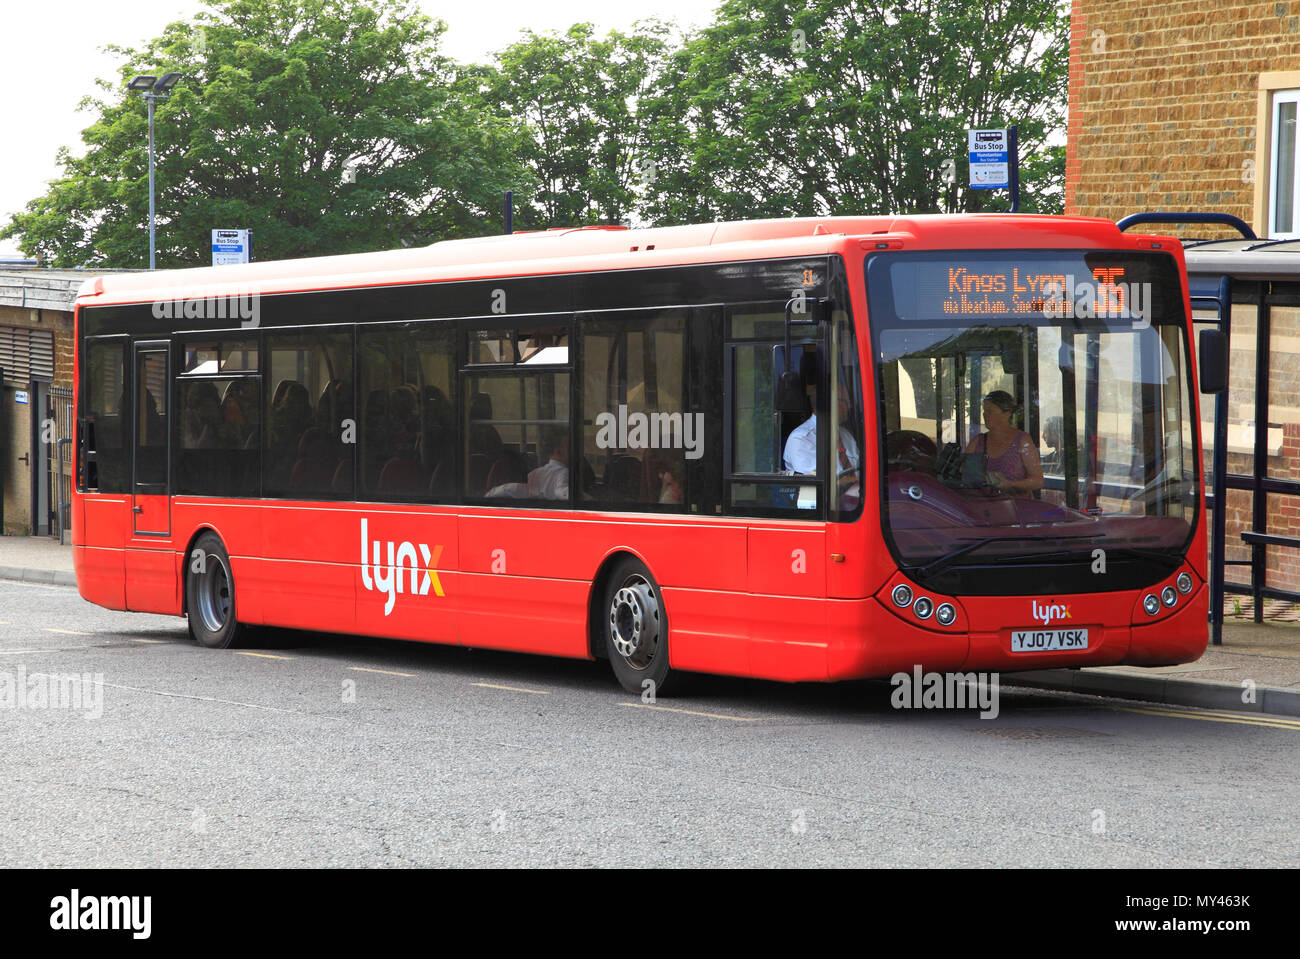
top-left (0, 578), bottom-right (1296, 867)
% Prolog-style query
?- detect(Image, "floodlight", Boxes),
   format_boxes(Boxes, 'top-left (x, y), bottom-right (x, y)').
top-left (128, 75), bottom-right (157, 91)
top-left (155, 72), bottom-right (183, 93)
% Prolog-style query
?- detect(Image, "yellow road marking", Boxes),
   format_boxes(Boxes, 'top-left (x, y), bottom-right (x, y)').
top-left (471, 682), bottom-right (550, 695)
top-left (0, 649), bottom-right (41, 655)
top-left (234, 651), bottom-right (293, 660)
top-left (44, 628), bottom-right (91, 636)
top-left (348, 666), bottom-right (416, 678)
top-left (1116, 703), bottom-right (1300, 730)
top-left (132, 638), bottom-right (167, 644)
top-left (618, 702), bottom-right (762, 722)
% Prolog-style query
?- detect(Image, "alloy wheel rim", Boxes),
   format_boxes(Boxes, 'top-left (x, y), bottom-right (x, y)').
top-left (609, 576), bottom-right (660, 670)
top-left (197, 555), bottom-right (231, 634)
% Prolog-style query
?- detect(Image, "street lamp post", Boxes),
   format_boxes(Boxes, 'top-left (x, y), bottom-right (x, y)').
top-left (128, 72), bottom-right (183, 270)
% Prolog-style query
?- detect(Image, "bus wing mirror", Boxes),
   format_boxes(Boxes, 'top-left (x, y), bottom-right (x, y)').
top-left (1199, 328), bottom-right (1227, 394)
top-left (776, 297), bottom-right (827, 413)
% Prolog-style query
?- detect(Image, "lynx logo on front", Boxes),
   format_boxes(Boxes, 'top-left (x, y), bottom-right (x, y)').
top-left (50, 890), bottom-right (150, 939)
top-left (360, 518), bottom-right (445, 615)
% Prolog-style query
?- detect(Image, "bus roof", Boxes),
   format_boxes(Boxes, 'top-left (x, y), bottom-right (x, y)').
top-left (76, 213), bottom-right (1146, 307)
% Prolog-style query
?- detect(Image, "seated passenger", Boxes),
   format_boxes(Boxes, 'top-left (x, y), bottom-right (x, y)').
top-left (527, 430), bottom-right (570, 500)
top-left (377, 429), bottom-right (428, 493)
top-left (289, 428), bottom-right (337, 491)
top-left (487, 429), bottom-right (569, 501)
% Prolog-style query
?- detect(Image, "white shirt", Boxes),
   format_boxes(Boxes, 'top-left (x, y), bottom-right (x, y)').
top-left (527, 457), bottom-right (570, 500)
top-left (486, 457), bottom-right (570, 500)
top-left (783, 413), bottom-right (860, 475)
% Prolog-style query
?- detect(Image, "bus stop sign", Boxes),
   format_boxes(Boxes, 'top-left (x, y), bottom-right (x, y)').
top-left (212, 229), bottom-right (251, 266)
top-left (968, 129), bottom-right (1010, 189)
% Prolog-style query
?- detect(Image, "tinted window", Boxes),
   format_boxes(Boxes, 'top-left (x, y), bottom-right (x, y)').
top-left (464, 321), bottom-right (572, 504)
top-left (580, 311), bottom-right (690, 509)
top-left (134, 349), bottom-right (168, 489)
top-left (182, 338), bottom-right (258, 374)
top-left (727, 305), bottom-right (822, 515)
top-left (83, 340), bottom-right (127, 492)
top-left (176, 376), bottom-right (260, 497)
top-left (264, 330), bottom-right (353, 497)
top-left (358, 323), bottom-right (456, 500)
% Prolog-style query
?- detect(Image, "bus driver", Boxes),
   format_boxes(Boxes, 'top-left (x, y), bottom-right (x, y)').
top-left (783, 379), bottom-right (860, 504)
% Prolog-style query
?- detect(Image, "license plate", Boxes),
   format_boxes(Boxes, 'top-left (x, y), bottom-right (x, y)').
top-left (1011, 628), bottom-right (1089, 652)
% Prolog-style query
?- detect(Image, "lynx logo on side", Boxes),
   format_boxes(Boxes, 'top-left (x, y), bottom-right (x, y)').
top-left (360, 518), bottom-right (445, 615)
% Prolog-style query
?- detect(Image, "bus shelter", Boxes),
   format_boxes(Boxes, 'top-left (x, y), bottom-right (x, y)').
top-left (1120, 213), bottom-right (1300, 644)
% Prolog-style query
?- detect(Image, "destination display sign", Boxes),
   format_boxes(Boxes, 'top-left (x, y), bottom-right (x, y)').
top-left (876, 252), bottom-right (1184, 326)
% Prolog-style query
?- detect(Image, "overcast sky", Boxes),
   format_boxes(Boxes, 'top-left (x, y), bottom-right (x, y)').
top-left (0, 0), bottom-right (718, 257)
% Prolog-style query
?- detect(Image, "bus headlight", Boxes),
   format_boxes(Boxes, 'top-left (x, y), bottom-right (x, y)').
top-left (1177, 572), bottom-right (1193, 594)
top-left (1143, 594), bottom-right (1160, 616)
top-left (1161, 586), bottom-right (1177, 608)
top-left (891, 584), bottom-right (913, 607)
top-left (913, 597), bottom-right (934, 620)
top-left (935, 603), bottom-right (956, 626)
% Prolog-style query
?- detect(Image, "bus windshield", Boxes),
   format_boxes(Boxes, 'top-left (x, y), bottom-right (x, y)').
top-left (868, 250), bottom-right (1198, 595)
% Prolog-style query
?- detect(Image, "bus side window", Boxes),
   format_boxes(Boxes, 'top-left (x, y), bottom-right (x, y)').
top-left (83, 340), bottom-right (127, 492)
top-left (463, 321), bottom-right (571, 504)
top-left (579, 310), bottom-right (689, 509)
top-left (263, 330), bottom-right (353, 498)
top-left (358, 322), bottom-right (456, 501)
top-left (726, 319), bottom-right (818, 514)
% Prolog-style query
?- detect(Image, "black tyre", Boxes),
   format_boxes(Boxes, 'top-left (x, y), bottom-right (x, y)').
top-left (603, 557), bottom-right (674, 696)
top-left (185, 532), bottom-right (244, 649)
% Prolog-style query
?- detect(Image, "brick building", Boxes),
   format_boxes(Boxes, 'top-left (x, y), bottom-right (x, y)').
top-left (0, 271), bottom-right (81, 538)
top-left (1067, 0), bottom-right (1300, 230)
top-left (1069, 0), bottom-right (1300, 604)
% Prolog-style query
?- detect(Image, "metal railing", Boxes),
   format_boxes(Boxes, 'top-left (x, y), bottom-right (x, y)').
top-left (49, 385), bottom-right (73, 542)
top-left (1117, 213), bottom-right (1258, 645)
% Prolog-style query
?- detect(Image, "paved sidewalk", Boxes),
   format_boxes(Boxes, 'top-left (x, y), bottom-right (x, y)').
top-left (1004, 621), bottom-right (1300, 718)
top-left (0, 534), bottom-right (74, 586)
top-left (1, 534), bottom-right (1298, 716)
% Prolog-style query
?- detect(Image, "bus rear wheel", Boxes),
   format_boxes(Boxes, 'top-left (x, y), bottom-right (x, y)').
top-left (186, 532), bottom-right (244, 649)
top-left (603, 558), bottom-right (674, 696)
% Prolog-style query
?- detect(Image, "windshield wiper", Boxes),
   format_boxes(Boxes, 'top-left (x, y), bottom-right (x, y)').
top-left (914, 533), bottom-right (1100, 578)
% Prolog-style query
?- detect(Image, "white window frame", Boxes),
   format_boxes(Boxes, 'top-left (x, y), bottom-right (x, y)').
top-left (1269, 89), bottom-right (1300, 238)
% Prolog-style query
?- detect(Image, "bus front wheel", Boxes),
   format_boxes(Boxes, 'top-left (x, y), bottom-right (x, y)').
top-left (603, 558), bottom-right (674, 696)
top-left (185, 532), bottom-right (244, 649)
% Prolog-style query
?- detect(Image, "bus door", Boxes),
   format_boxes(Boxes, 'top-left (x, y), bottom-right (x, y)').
top-left (125, 340), bottom-right (175, 612)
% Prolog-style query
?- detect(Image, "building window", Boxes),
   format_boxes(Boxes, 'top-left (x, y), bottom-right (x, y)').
top-left (1270, 89), bottom-right (1300, 237)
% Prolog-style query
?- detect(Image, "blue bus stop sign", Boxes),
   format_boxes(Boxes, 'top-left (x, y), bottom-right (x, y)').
top-left (968, 129), bottom-right (1010, 190)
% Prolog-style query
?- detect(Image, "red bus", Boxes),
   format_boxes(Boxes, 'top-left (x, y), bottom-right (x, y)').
top-left (72, 214), bottom-right (1214, 693)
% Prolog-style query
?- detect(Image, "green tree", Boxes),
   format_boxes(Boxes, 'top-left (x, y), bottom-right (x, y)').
top-left (464, 22), bottom-right (673, 230)
top-left (639, 0), bottom-right (1067, 224)
top-left (2, 0), bottom-right (526, 268)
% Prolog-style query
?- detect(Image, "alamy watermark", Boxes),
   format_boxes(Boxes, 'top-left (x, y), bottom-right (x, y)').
top-left (152, 287), bottom-right (261, 328)
top-left (0, 667), bottom-right (103, 719)
top-left (890, 665), bottom-right (1000, 719)
top-left (50, 890), bottom-right (150, 939)
top-left (1041, 272), bottom-right (1152, 328)
top-left (594, 405), bottom-right (705, 460)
